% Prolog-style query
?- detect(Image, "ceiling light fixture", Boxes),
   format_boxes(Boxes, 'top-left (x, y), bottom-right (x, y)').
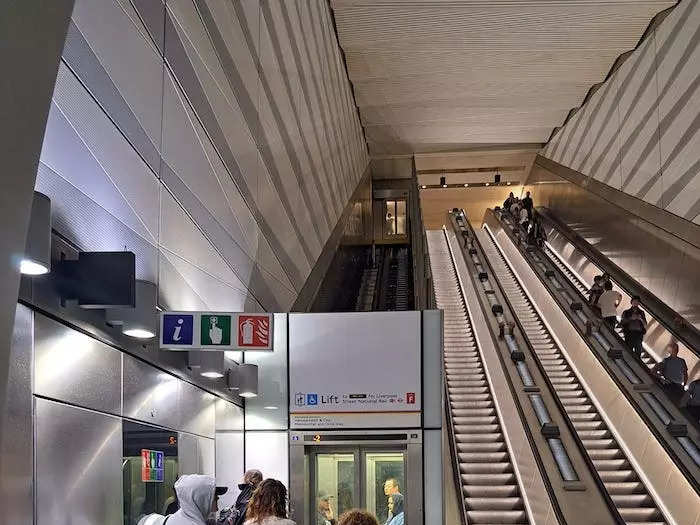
top-left (21, 192), bottom-right (51, 276)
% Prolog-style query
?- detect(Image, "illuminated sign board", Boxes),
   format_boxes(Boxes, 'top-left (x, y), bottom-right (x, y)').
top-left (141, 449), bottom-right (164, 482)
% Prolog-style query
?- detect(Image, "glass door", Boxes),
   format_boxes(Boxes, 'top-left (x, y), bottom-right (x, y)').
top-left (311, 448), bottom-right (407, 524)
top-left (364, 451), bottom-right (406, 524)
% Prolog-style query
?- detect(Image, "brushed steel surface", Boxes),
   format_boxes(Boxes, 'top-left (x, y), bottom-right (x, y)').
top-left (123, 353), bottom-right (179, 429)
top-left (35, 397), bottom-right (122, 525)
top-left (177, 432), bottom-right (199, 475)
top-left (34, 313), bottom-right (121, 414)
top-left (215, 432), bottom-right (244, 508)
top-left (178, 380), bottom-right (216, 438)
top-left (198, 435), bottom-right (215, 476)
top-left (244, 313), bottom-right (287, 430)
top-left (0, 304), bottom-right (33, 525)
top-left (215, 397), bottom-right (243, 432)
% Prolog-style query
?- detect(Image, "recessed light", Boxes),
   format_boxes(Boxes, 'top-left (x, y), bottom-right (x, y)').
top-left (264, 406), bottom-right (278, 410)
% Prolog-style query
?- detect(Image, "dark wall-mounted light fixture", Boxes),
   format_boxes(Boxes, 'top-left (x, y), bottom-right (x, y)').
top-left (21, 191), bottom-right (52, 275)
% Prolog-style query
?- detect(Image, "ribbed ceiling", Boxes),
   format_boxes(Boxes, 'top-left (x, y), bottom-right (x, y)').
top-left (331, 0), bottom-right (677, 155)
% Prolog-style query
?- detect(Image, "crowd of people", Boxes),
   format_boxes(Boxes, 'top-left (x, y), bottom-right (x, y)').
top-left (501, 190), bottom-right (699, 422)
top-left (502, 191), bottom-right (547, 248)
top-left (137, 471), bottom-right (404, 525)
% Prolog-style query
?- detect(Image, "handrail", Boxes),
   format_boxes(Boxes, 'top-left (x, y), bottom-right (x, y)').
top-left (491, 208), bottom-right (700, 491)
top-left (538, 207), bottom-right (700, 357)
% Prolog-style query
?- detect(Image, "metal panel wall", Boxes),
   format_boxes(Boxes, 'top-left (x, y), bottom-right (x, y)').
top-left (216, 432), bottom-right (244, 508)
top-left (179, 380), bottom-right (216, 438)
top-left (0, 305), bottom-right (33, 525)
top-left (421, 310), bottom-right (443, 429)
top-left (244, 313), bottom-right (288, 430)
top-left (35, 397), bottom-right (123, 525)
top-left (423, 429), bottom-right (443, 525)
top-left (34, 313), bottom-right (122, 415)
top-left (245, 431), bottom-right (289, 489)
top-left (122, 353), bottom-right (180, 429)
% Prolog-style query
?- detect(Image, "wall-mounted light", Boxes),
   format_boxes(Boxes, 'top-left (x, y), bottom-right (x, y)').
top-left (189, 351), bottom-right (225, 378)
top-left (421, 185), bottom-right (426, 189)
top-left (226, 363), bottom-right (258, 397)
top-left (507, 181), bottom-right (511, 186)
top-left (463, 183), bottom-right (469, 188)
top-left (200, 352), bottom-right (225, 379)
top-left (105, 280), bottom-right (157, 339)
top-left (485, 182), bottom-right (490, 187)
top-left (21, 191), bottom-right (51, 275)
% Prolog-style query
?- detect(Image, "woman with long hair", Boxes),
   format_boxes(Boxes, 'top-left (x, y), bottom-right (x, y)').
top-left (244, 479), bottom-right (295, 525)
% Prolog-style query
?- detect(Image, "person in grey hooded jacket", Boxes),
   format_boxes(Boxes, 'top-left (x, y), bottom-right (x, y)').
top-left (139, 474), bottom-right (216, 525)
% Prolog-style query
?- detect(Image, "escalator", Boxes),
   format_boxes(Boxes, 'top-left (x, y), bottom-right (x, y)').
top-left (470, 222), bottom-right (667, 524)
top-left (427, 230), bottom-right (529, 525)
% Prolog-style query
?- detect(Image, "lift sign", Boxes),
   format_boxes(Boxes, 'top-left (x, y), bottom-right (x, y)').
top-left (141, 449), bottom-right (164, 482)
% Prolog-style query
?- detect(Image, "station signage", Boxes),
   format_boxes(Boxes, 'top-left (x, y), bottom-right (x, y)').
top-left (289, 312), bottom-right (422, 429)
top-left (160, 312), bottom-right (273, 351)
top-left (141, 449), bottom-right (164, 482)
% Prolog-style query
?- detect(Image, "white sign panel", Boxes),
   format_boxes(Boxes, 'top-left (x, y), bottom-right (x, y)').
top-left (289, 311), bottom-right (422, 429)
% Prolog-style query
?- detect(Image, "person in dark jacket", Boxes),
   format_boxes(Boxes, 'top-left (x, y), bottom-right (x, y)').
top-left (620, 296), bottom-right (647, 359)
top-left (503, 192), bottom-right (515, 212)
top-left (522, 191), bottom-right (533, 218)
top-left (234, 469), bottom-right (263, 525)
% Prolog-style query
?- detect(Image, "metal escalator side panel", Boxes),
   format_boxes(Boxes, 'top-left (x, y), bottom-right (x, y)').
top-left (479, 217), bottom-right (700, 525)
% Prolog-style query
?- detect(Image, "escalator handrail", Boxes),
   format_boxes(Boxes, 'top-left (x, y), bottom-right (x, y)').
top-left (538, 207), bottom-right (700, 357)
top-left (491, 208), bottom-right (700, 493)
top-left (461, 214), bottom-right (626, 525)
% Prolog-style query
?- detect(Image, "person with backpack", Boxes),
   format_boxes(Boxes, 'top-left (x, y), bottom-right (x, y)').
top-left (620, 296), bottom-right (648, 359)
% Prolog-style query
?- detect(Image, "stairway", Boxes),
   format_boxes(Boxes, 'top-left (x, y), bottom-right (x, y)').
top-left (475, 227), bottom-right (666, 525)
top-left (427, 230), bottom-right (529, 525)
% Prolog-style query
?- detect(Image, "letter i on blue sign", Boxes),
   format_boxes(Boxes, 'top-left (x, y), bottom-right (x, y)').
top-left (162, 314), bottom-right (194, 345)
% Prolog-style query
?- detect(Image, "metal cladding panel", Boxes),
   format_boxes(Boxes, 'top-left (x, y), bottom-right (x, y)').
top-left (34, 313), bottom-right (122, 415)
top-left (122, 353), bottom-right (180, 430)
top-left (215, 432), bottom-right (244, 509)
top-left (422, 309), bottom-right (443, 430)
top-left (35, 398), bottom-right (122, 525)
top-left (178, 380), bottom-right (216, 438)
top-left (198, 436), bottom-right (216, 476)
top-left (215, 398), bottom-right (244, 432)
top-left (177, 432), bottom-right (199, 476)
top-left (1, 305), bottom-right (33, 525)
